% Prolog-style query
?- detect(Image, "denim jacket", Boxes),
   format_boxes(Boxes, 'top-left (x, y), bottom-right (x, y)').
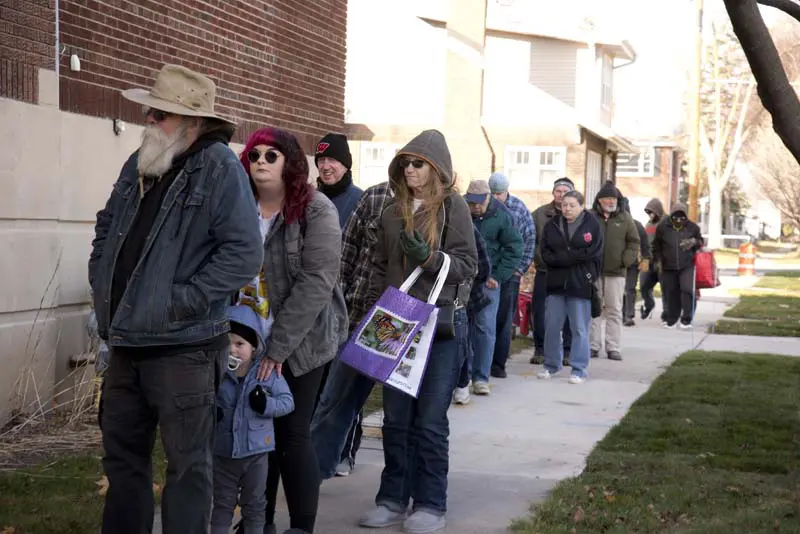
top-left (215, 305), bottom-right (294, 459)
top-left (88, 142), bottom-right (263, 346)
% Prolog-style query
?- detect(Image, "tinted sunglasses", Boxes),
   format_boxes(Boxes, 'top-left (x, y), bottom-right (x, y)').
top-left (398, 158), bottom-right (425, 169)
top-left (144, 108), bottom-right (172, 122)
top-left (247, 149), bottom-right (281, 164)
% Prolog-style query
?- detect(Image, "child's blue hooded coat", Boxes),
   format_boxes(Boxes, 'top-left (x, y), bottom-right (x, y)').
top-left (215, 305), bottom-right (294, 459)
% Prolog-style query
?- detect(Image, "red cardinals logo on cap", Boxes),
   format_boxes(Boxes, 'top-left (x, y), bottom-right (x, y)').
top-left (316, 142), bottom-right (330, 155)
top-left (584, 232), bottom-right (593, 243)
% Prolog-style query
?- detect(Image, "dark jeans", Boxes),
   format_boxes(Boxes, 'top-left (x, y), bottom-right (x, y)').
top-left (623, 266), bottom-right (639, 321)
top-left (492, 275), bottom-right (521, 372)
top-left (533, 271), bottom-right (571, 352)
top-left (311, 350), bottom-right (375, 480)
top-left (101, 346), bottom-right (227, 534)
top-left (377, 309), bottom-right (468, 516)
top-left (661, 267), bottom-right (696, 325)
top-left (456, 310), bottom-right (476, 389)
top-left (340, 411), bottom-right (364, 465)
top-left (639, 270), bottom-right (666, 320)
top-left (265, 364), bottom-right (325, 532)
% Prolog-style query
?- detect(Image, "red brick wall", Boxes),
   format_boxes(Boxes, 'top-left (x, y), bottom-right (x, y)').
top-left (0, 0), bottom-right (56, 103)
top-left (58, 0), bottom-right (347, 148)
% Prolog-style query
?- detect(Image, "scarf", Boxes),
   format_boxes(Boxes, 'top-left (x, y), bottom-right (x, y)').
top-left (317, 170), bottom-right (353, 199)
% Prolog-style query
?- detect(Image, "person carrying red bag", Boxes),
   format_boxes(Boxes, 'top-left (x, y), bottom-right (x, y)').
top-left (651, 203), bottom-right (704, 329)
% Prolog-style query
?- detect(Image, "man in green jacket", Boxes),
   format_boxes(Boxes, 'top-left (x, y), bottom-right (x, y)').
top-left (590, 181), bottom-right (640, 361)
top-left (465, 179), bottom-right (523, 395)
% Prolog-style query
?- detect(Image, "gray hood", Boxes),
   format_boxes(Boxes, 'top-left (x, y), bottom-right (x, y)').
top-left (670, 202), bottom-right (688, 217)
top-left (388, 129), bottom-right (454, 189)
top-left (645, 198), bottom-right (665, 219)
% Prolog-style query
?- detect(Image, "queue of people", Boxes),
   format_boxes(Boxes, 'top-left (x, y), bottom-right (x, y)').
top-left (89, 64), bottom-right (704, 534)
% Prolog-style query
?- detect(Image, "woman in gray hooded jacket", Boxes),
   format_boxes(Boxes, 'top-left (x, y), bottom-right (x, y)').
top-left (359, 130), bottom-right (478, 534)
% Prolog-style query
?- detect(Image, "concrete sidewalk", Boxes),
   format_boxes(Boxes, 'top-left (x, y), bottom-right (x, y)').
top-left (264, 299), bottom-right (733, 533)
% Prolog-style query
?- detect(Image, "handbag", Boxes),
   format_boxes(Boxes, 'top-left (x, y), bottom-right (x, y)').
top-left (588, 274), bottom-right (602, 318)
top-left (340, 254), bottom-right (452, 398)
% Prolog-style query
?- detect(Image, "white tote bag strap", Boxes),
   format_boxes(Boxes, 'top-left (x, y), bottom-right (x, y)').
top-left (398, 253), bottom-right (451, 305)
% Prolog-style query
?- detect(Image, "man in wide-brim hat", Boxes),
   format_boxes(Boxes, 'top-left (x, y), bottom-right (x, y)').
top-left (89, 64), bottom-right (264, 534)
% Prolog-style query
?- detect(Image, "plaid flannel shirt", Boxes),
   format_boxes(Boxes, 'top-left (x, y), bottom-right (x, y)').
top-left (504, 194), bottom-right (536, 274)
top-left (340, 182), bottom-right (394, 332)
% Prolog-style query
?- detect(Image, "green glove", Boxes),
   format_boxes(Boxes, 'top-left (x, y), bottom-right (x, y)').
top-left (400, 230), bottom-right (431, 264)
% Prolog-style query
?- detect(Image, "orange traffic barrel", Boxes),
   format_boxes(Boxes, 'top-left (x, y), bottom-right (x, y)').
top-left (737, 242), bottom-right (756, 276)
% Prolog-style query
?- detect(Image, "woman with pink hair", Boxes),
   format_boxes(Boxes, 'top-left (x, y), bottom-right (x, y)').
top-left (235, 128), bottom-right (348, 534)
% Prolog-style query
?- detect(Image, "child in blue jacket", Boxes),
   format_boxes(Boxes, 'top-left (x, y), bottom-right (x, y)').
top-left (211, 305), bottom-right (294, 534)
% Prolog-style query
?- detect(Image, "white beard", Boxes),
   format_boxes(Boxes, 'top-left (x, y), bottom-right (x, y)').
top-left (137, 123), bottom-right (191, 177)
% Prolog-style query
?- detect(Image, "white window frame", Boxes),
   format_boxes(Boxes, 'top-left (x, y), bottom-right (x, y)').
top-left (601, 53), bottom-right (613, 109)
top-left (503, 146), bottom-right (567, 191)
top-left (616, 148), bottom-right (656, 177)
top-left (358, 142), bottom-right (401, 188)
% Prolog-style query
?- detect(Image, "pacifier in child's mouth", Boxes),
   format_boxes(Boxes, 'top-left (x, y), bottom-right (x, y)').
top-left (227, 353), bottom-right (243, 371)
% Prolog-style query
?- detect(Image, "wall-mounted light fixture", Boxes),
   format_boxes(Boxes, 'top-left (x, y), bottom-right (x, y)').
top-left (112, 119), bottom-right (126, 136)
top-left (60, 45), bottom-right (81, 72)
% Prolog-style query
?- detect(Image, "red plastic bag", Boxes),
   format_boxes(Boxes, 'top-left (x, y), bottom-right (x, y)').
top-left (695, 249), bottom-right (721, 289)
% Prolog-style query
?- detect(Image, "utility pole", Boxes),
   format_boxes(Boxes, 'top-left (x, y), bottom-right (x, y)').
top-left (688, 0), bottom-right (704, 221)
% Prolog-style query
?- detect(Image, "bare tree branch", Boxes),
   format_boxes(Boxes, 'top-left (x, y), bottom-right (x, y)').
top-left (725, 0), bottom-right (800, 162)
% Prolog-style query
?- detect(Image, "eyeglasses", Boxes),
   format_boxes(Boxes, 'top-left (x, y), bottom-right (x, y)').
top-left (398, 158), bottom-right (425, 169)
top-left (144, 108), bottom-right (172, 122)
top-left (247, 149), bottom-right (281, 164)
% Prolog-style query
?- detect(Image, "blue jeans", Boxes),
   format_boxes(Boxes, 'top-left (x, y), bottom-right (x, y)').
top-left (470, 286), bottom-right (500, 383)
top-left (533, 271), bottom-right (572, 352)
top-left (492, 275), bottom-right (520, 372)
top-left (543, 295), bottom-right (591, 378)
top-left (377, 309), bottom-right (468, 516)
top-left (311, 346), bottom-right (375, 480)
top-left (456, 311), bottom-right (476, 389)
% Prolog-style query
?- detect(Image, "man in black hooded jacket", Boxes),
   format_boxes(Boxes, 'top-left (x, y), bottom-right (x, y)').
top-left (621, 197), bottom-right (650, 326)
top-left (652, 203), bottom-right (704, 328)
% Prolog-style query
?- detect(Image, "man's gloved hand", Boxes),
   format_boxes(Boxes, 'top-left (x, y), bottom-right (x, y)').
top-left (248, 385), bottom-right (268, 414)
top-left (640, 258), bottom-right (650, 273)
top-left (216, 406), bottom-right (224, 422)
top-left (653, 260), bottom-right (662, 274)
top-left (680, 238), bottom-right (697, 251)
top-left (400, 230), bottom-right (431, 265)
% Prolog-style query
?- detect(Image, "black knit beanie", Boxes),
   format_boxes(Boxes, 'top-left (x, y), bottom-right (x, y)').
top-left (596, 180), bottom-right (620, 199)
top-left (229, 320), bottom-right (258, 349)
top-left (315, 133), bottom-right (352, 170)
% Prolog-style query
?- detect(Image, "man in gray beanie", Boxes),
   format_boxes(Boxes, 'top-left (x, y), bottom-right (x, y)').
top-left (529, 177), bottom-right (576, 365)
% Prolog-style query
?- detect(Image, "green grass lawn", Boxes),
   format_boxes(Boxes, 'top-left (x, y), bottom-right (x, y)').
top-left (0, 436), bottom-right (167, 533)
top-left (716, 294), bottom-right (800, 337)
top-left (512, 351), bottom-right (800, 534)
top-left (755, 271), bottom-right (800, 292)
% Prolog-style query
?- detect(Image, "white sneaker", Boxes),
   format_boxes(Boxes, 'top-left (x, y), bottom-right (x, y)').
top-left (537, 370), bottom-right (552, 379)
top-left (568, 375), bottom-right (585, 384)
top-left (472, 382), bottom-right (491, 396)
top-left (453, 386), bottom-right (470, 405)
top-left (663, 322), bottom-right (676, 329)
top-left (679, 322), bottom-right (693, 330)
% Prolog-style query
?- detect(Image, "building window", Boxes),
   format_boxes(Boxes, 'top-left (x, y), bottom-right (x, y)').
top-left (601, 54), bottom-right (613, 109)
top-left (359, 142), bottom-right (401, 188)
top-left (616, 149), bottom-right (657, 177)
top-left (504, 146), bottom-right (567, 190)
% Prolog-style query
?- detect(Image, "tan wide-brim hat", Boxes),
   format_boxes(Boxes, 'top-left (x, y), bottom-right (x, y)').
top-left (121, 64), bottom-right (235, 125)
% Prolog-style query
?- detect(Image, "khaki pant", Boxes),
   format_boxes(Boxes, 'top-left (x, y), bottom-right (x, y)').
top-left (590, 275), bottom-right (626, 354)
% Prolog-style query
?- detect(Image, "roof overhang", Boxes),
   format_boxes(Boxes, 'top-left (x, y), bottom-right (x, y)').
top-left (578, 121), bottom-right (637, 153)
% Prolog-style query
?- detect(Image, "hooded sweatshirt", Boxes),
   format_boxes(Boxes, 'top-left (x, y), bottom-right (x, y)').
top-left (652, 203), bottom-right (703, 271)
top-left (215, 305), bottom-right (294, 459)
top-left (367, 130), bottom-right (478, 309)
top-left (644, 198), bottom-right (665, 247)
top-left (591, 182), bottom-right (640, 276)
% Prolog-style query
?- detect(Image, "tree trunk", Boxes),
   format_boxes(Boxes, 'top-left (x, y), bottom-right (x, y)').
top-left (707, 180), bottom-right (724, 249)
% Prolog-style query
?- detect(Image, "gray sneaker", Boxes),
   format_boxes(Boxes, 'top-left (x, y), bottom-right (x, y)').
top-left (335, 459), bottom-right (353, 477)
top-left (359, 505), bottom-right (406, 528)
top-left (403, 510), bottom-right (446, 533)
